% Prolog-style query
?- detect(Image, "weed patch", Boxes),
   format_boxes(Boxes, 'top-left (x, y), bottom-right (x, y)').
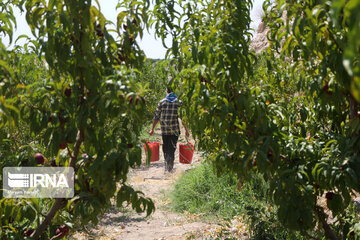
top-left (170, 163), bottom-right (305, 239)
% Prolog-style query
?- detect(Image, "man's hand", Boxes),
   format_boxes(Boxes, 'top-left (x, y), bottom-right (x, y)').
top-left (149, 120), bottom-right (159, 136)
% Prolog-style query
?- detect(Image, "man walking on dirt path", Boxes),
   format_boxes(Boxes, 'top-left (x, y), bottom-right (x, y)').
top-left (149, 87), bottom-right (190, 173)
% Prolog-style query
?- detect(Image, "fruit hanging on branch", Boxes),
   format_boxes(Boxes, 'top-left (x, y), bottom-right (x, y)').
top-left (51, 225), bottom-right (69, 239)
top-left (35, 153), bottom-right (45, 165)
top-left (59, 143), bottom-right (67, 150)
top-left (64, 88), bottom-right (72, 97)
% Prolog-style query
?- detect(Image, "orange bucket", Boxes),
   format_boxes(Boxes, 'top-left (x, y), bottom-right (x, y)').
top-left (144, 142), bottom-right (160, 162)
top-left (179, 142), bottom-right (194, 164)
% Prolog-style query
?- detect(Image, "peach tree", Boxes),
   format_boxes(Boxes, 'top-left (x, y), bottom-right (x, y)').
top-left (152, 0), bottom-right (360, 239)
top-left (1, 0), bottom-right (155, 239)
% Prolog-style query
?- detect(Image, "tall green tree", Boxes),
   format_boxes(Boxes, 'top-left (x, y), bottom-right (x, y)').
top-left (263, 0), bottom-right (360, 238)
top-left (1, 0), bottom-right (154, 239)
top-left (152, 0), bottom-right (360, 238)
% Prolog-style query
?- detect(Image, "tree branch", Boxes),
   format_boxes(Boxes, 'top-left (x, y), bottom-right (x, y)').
top-left (31, 128), bottom-right (84, 239)
top-left (327, 28), bottom-right (343, 53)
top-left (30, 199), bottom-right (67, 239)
top-left (70, 128), bottom-right (84, 168)
top-left (315, 206), bottom-right (339, 240)
top-left (240, 113), bottom-right (255, 139)
top-left (348, 94), bottom-right (358, 120)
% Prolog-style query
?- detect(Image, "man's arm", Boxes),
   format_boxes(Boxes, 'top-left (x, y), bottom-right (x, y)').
top-left (150, 100), bottom-right (162, 136)
top-left (149, 119), bottom-right (159, 136)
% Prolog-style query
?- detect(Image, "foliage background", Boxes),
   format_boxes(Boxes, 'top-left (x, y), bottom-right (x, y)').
top-left (1, 0), bottom-right (360, 239)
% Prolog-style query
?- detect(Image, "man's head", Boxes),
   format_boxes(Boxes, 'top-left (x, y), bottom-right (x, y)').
top-left (166, 87), bottom-right (173, 94)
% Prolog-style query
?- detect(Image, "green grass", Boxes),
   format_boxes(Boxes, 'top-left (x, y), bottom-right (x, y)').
top-left (170, 163), bottom-right (243, 217)
top-left (170, 163), bottom-right (306, 240)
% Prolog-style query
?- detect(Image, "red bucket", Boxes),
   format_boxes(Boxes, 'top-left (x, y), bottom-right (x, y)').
top-left (144, 142), bottom-right (160, 162)
top-left (179, 142), bottom-right (194, 164)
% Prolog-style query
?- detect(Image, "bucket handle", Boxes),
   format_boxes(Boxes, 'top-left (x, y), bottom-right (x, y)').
top-left (181, 142), bottom-right (194, 150)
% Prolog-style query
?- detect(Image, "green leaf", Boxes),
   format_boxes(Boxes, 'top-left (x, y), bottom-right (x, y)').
top-left (327, 193), bottom-right (344, 215)
top-left (350, 76), bottom-right (360, 102)
top-left (48, 0), bottom-right (56, 9)
top-left (345, 167), bottom-right (358, 183)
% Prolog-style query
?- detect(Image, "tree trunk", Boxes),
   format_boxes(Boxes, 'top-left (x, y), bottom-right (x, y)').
top-left (316, 207), bottom-right (339, 240)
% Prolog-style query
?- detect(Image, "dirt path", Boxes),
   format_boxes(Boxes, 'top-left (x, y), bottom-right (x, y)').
top-left (107, 152), bottom-right (214, 240)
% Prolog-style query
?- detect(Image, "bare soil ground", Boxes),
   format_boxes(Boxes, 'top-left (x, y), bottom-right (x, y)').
top-left (72, 127), bottom-right (249, 240)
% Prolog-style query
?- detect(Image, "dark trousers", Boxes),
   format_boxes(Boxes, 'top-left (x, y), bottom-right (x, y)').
top-left (162, 135), bottom-right (179, 172)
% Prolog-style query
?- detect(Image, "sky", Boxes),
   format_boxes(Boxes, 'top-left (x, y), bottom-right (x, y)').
top-left (10, 0), bottom-right (265, 59)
